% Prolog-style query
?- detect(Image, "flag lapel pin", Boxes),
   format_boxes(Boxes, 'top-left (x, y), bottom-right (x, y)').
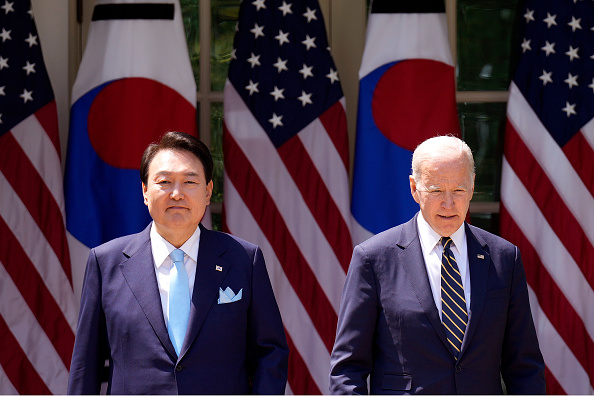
top-left (477, 254), bottom-right (485, 259)
top-left (215, 265), bottom-right (223, 272)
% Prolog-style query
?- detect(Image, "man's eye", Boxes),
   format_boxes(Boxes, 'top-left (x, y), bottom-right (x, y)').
top-left (157, 180), bottom-right (170, 184)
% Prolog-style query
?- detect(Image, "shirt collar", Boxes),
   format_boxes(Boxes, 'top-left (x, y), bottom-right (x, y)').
top-left (150, 223), bottom-right (201, 268)
top-left (416, 212), bottom-right (467, 255)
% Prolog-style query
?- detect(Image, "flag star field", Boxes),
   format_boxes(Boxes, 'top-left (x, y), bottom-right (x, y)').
top-left (228, 0), bottom-right (343, 147)
top-left (516, 1), bottom-right (594, 147)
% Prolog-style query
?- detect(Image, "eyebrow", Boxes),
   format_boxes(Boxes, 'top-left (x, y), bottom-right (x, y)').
top-left (425, 184), bottom-right (469, 189)
top-left (153, 171), bottom-right (201, 177)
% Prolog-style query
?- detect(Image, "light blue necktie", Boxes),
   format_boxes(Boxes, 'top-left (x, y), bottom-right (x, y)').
top-left (167, 248), bottom-right (190, 356)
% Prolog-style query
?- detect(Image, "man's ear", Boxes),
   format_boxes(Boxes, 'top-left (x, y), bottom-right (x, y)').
top-left (206, 180), bottom-right (213, 204)
top-left (142, 182), bottom-right (148, 205)
top-left (410, 175), bottom-right (420, 204)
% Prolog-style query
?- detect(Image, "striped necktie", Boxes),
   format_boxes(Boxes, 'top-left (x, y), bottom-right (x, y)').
top-left (440, 237), bottom-right (467, 360)
top-left (168, 248), bottom-right (190, 357)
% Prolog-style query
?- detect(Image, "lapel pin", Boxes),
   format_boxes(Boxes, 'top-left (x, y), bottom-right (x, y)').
top-left (215, 265), bottom-right (223, 272)
top-left (477, 254), bottom-right (485, 259)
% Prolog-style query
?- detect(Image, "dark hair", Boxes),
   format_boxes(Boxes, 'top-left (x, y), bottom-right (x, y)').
top-left (140, 131), bottom-right (213, 185)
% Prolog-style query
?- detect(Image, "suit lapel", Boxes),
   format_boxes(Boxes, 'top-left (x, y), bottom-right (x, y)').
top-left (399, 215), bottom-right (451, 353)
top-left (119, 224), bottom-right (177, 359)
top-left (459, 224), bottom-right (490, 357)
top-left (180, 224), bottom-right (230, 357)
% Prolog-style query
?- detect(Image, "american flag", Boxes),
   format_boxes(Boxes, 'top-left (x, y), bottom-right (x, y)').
top-left (222, 0), bottom-right (352, 393)
top-left (0, 0), bottom-right (76, 394)
top-left (500, 0), bottom-right (594, 393)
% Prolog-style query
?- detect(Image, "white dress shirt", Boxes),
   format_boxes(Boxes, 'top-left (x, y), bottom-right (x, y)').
top-left (416, 213), bottom-right (471, 319)
top-left (150, 223), bottom-right (201, 325)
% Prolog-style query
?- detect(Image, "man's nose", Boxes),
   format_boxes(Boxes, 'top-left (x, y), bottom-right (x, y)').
top-left (170, 183), bottom-right (184, 199)
top-left (442, 191), bottom-right (455, 208)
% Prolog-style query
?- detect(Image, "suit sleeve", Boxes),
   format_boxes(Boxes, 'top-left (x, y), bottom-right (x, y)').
top-left (329, 245), bottom-right (378, 395)
top-left (500, 247), bottom-right (546, 394)
top-left (68, 249), bottom-right (109, 395)
top-left (246, 247), bottom-right (289, 394)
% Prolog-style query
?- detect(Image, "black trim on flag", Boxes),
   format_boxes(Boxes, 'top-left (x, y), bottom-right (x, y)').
top-left (92, 3), bottom-right (174, 21)
top-left (371, 0), bottom-right (445, 13)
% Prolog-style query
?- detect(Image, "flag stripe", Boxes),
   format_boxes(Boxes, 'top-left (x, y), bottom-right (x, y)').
top-left (318, 100), bottom-right (349, 170)
top-left (501, 159), bottom-right (594, 341)
top-left (507, 83), bottom-right (594, 243)
top-left (277, 137), bottom-right (352, 270)
top-left (562, 131), bottom-right (594, 196)
top-left (502, 1), bottom-right (594, 391)
top-left (11, 113), bottom-right (66, 215)
top-left (224, 83), bottom-right (345, 311)
top-left (502, 167), bottom-right (594, 393)
top-left (0, 315), bottom-right (51, 395)
top-left (224, 1), bottom-right (351, 391)
top-left (527, 284), bottom-right (593, 394)
top-left (501, 164), bottom-right (594, 392)
top-left (582, 119), bottom-right (594, 148)
top-left (0, 171), bottom-right (78, 331)
top-left (0, 132), bottom-right (72, 284)
top-left (34, 101), bottom-right (61, 157)
top-left (285, 333), bottom-right (322, 394)
top-left (545, 367), bottom-right (566, 396)
top-left (223, 180), bottom-right (331, 392)
top-left (297, 113), bottom-right (351, 239)
top-left (222, 212), bottom-right (323, 396)
top-left (500, 206), bottom-right (594, 385)
top-left (223, 126), bottom-right (338, 351)
top-left (1, 2), bottom-right (76, 392)
top-left (0, 261), bottom-right (70, 394)
top-left (0, 217), bottom-right (75, 369)
top-left (0, 364), bottom-right (19, 394)
top-left (504, 122), bottom-right (594, 289)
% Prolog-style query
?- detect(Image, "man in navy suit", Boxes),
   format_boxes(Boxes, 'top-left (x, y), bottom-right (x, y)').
top-left (68, 131), bottom-right (289, 394)
top-left (329, 136), bottom-right (545, 394)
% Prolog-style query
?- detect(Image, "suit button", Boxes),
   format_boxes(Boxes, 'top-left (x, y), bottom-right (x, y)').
top-left (176, 365), bottom-right (183, 372)
top-left (455, 366), bottom-right (462, 373)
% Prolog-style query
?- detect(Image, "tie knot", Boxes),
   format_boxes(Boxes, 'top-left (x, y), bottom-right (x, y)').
top-left (170, 249), bottom-right (185, 264)
top-left (440, 237), bottom-right (453, 249)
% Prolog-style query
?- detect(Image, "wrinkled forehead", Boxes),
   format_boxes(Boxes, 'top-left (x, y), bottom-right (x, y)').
top-left (419, 156), bottom-right (474, 186)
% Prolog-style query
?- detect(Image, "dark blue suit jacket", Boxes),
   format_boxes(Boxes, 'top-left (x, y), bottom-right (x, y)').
top-left (329, 215), bottom-right (545, 394)
top-left (68, 224), bottom-right (289, 394)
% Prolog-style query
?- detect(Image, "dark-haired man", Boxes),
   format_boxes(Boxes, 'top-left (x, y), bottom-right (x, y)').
top-left (68, 131), bottom-right (289, 394)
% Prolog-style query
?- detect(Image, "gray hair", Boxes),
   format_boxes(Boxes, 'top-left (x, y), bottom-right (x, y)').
top-left (411, 135), bottom-right (475, 183)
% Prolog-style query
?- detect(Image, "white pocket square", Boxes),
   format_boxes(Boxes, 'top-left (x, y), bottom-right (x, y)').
top-left (218, 287), bottom-right (243, 304)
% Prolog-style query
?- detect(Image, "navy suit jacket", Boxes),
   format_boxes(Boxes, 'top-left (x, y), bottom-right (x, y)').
top-left (329, 215), bottom-right (545, 394)
top-left (68, 223), bottom-right (289, 394)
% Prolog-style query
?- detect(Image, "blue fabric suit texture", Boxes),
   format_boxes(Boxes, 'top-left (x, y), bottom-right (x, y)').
top-left (68, 224), bottom-right (289, 394)
top-left (329, 214), bottom-right (545, 394)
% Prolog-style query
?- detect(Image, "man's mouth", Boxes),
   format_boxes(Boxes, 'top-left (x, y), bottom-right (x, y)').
top-left (439, 214), bottom-right (456, 219)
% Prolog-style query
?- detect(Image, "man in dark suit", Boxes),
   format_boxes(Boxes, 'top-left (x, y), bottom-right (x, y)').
top-left (329, 136), bottom-right (545, 394)
top-left (68, 131), bottom-right (289, 394)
